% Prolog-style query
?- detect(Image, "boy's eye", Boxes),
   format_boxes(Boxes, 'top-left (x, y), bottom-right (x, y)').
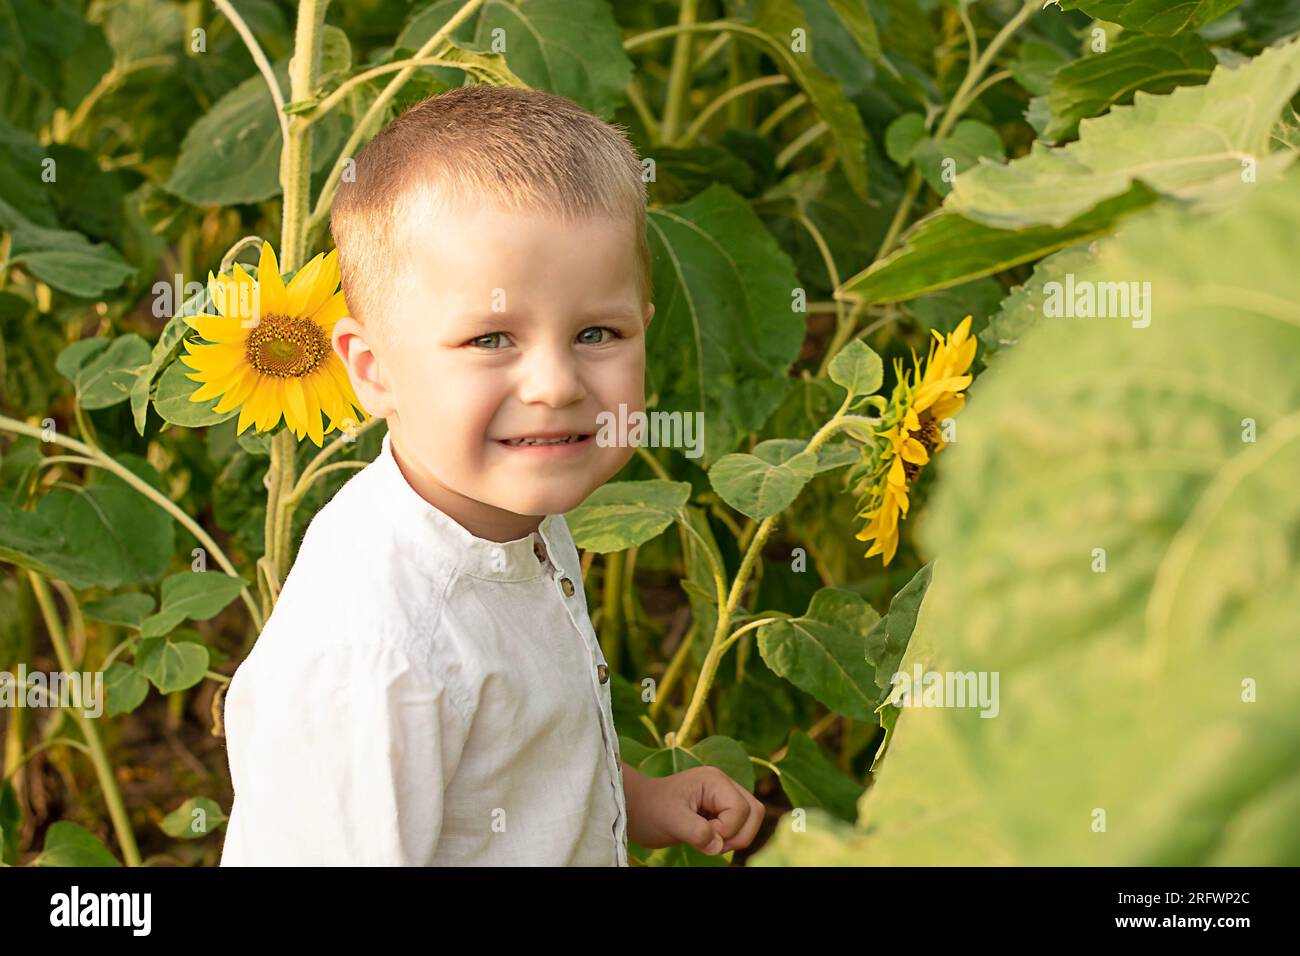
top-left (467, 327), bottom-right (623, 350)
top-left (577, 326), bottom-right (622, 345)
top-left (469, 332), bottom-right (507, 350)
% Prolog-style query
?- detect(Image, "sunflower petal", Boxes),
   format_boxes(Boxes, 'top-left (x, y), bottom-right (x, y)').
top-left (213, 370), bottom-right (259, 414)
top-left (309, 289), bottom-right (349, 332)
top-left (256, 243), bottom-right (288, 316)
top-left (287, 248), bottom-right (339, 320)
top-left (299, 377), bottom-right (326, 447)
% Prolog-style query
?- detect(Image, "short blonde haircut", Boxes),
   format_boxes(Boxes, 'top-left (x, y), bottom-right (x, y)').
top-left (329, 85), bottom-right (651, 346)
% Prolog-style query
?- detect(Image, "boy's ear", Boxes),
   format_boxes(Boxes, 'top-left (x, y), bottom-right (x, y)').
top-left (332, 317), bottom-right (395, 418)
top-left (644, 302), bottom-right (655, 330)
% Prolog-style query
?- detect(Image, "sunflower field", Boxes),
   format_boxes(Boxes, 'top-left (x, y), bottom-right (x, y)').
top-left (1, 0), bottom-right (1298, 870)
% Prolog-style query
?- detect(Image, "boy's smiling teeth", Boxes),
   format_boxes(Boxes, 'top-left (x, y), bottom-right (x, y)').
top-left (501, 434), bottom-right (586, 446)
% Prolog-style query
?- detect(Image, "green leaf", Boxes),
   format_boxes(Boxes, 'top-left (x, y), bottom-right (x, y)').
top-left (3, 221), bottom-right (135, 297)
top-left (838, 184), bottom-right (1156, 305)
top-left (751, 0), bottom-right (871, 198)
top-left (1010, 38), bottom-right (1071, 97)
top-left (863, 563), bottom-right (933, 696)
top-left (83, 592), bottom-right (156, 629)
top-left (136, 629), bottom-right (209, 694)
top-left (32, 821), bottom-right (121, 866)
top-left (138, 571), bottom-right (246, 638)
top-left (398, 0), bottom-right (632, 117)
top-left (773, 730), bottom-right (863, 823)
top-left (827, 338), bottom-right (883, 399)
top-left (104, 661), bottom-right (149, 717)
top-left (913, 120), bottom-right (1004, 197)
top-left (55, 337), bottom-right (110, 382)
top-left (757, 587), bottom-right (882, 720)
top-left (165, 59), bottom-right (346, 205)
top-left (646, 184), bottom-right (804, 465)
top-left (980, 243), bottom-right (1099, 359)
top-left (1054, 0), bottom-right (1244, 35)
top-left (948, 37), bottom-right (1300, 228)
top-left (710, 445), bottom-right (817, 520)
top-left (565, 480), bottom-right (691, 553)
top-left (23, 458), bottom-right (173, 590)
top-left (0, 501), bottom-right (99, 587)
top-left (153, 358), bottom-right (238, 427)
top-left (776, 165), bottom-right (1300, 865)
top-left (72, 334), bottom-right (151, 410)
top-left (636, 735), bottom-right (753, 793)
top-left (130, 279), bottom-right (220, 435)
top-left (1045, 34), bottom-right (1216, 142)
top-left (160, 796), bottom-right (228, 839)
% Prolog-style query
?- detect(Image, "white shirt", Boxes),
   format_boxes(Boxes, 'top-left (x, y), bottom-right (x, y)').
top-left (220, 431), bottom-right (628, 866)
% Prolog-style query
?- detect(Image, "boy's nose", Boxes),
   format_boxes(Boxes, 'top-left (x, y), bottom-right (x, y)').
top-left (517, 349), bottom-right (586, 406)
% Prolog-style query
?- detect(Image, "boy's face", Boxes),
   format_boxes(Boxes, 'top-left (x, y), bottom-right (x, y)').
top-left (333, 204), bottom-right (654, 543)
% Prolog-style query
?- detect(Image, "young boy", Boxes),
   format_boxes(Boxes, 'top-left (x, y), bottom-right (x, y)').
top-left (220, 86), bottom-right (765, 865)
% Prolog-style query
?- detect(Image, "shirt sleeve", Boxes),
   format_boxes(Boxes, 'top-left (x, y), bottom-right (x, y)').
top-left (221, 639), bottom-right (470, 866)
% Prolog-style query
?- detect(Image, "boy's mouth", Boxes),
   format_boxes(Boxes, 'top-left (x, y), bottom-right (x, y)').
top-left (496, 432), bottom-right (594, 448)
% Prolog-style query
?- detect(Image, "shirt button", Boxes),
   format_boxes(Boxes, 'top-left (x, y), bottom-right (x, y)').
top-left (533, 538), bottom-right (547, 563)
top-left (560, 577), bottom-right (575, 597)
top-left (597, 662), bottom-right (609, 684)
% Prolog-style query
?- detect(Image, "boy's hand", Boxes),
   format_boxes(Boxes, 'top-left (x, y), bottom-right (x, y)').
top-left (622, 763), bottom-right (765, 856)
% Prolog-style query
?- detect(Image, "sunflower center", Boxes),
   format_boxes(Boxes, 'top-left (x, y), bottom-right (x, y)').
top-left (245, 314), bottom-right (329, 378)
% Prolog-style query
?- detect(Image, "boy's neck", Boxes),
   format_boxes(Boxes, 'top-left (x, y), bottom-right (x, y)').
top-left (387, 429), bottom-right (544, 544)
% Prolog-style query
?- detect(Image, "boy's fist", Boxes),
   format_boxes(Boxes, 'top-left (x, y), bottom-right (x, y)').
top-left (623, 763), bottom-right (766, 856)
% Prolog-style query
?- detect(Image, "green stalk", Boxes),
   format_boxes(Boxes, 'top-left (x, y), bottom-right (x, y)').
top-left (28, 572), bottom-right (141, 866)
top-left (601, 551), bottom-right (625, 673)
top-left (675, 395), bottom-right (865, 747)
top-left (257, 0), bottom-right (328, 614)
top-left (661, 0), bottom-right (699, 142)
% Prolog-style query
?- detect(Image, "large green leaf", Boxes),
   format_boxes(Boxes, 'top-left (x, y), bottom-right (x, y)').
top-left (398, 0), bottom-right (632, 117)
top-left (0, 219), bottom-right (135, 297)
top-left (165, 58), bottom-right (346, 205)
top-left (772, 730), bottom-right (863, 823)
top-left (948, 36), bottom-right (1300, 228)
top-left (1055, 0), bottom-right (1244, 35)
top-left (980, 243), bottom-right (1098, 359)
top-left (757, 587), bottom-right (881, 721)
top-left (1044, 34), bottom-right (1216, 141)
top-left (646, 184), bottom-right (804, 466)
top-left (67, 334), bottom-right (151, 410)
top-left (33, 456), bottom-right (174, 589)
top-left (838, 184), bottom-right (1154, 305)
top-left (564, 480), bottom-right (690, 553)
top-left (754, 165), bottom-right (1300, 866)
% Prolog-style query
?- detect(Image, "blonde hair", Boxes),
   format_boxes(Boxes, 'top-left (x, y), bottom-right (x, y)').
top-left (329, 85), bottom-right (651, 346)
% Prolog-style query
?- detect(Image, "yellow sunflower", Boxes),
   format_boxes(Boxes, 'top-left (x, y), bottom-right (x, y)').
top-left (852, 316), bottom-right (976, 565)
top-left (180, 242), bottom-right (368, 447)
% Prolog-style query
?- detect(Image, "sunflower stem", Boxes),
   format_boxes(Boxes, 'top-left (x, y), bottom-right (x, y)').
top-left (675, 393), bottom-right (860, 748)
top-left (256, 0), bottom-right (329, 617)
top-left (28, 571), bottom-right (141, 866)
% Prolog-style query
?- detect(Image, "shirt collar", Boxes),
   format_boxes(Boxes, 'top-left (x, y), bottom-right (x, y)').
top-left (375, 430), bottom-right (562, 582)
